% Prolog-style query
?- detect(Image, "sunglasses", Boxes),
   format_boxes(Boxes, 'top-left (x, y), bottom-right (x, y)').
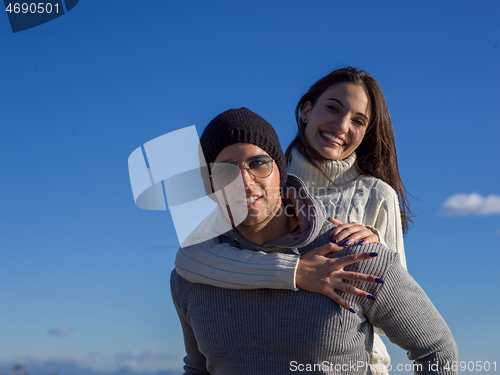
top-left (210, 155), bottom-right (275, 188)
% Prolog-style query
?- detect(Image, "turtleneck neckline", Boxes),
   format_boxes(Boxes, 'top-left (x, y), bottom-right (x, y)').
top-left (286, 147), bottom-right (360, 192)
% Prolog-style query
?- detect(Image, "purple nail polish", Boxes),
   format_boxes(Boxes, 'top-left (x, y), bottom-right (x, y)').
top-left (369, 253), bottom-right (378, 257)
top-left (367, 295), bottom-right (376, 300)
top-left (349, 308), bottom-right (356, 314)
top-left (375, 278), bottom-right (384, 283)
top-left (360, 240), bottom-right (366, 245)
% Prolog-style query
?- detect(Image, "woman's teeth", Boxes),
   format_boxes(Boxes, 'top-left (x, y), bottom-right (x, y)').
top-left (321, 132), bottom-right (344, 145)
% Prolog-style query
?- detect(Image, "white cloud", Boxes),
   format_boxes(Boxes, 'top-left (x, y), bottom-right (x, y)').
top-left (47, 325), bottom-right (72, 337)
top-left (114, 348), bottom-right (176, 371)
top-left (439, 193), bottom-right (500, 217)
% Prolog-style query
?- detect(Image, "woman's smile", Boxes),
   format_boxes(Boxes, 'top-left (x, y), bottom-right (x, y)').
top-left (302, 82), bottom-right (370, 161)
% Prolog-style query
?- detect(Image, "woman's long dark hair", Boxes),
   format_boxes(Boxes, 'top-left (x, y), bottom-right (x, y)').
top-left (285, 67), bottom-right (413, 234)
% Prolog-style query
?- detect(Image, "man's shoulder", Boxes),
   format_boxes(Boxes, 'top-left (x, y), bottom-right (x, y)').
top-left (170, 268), bottom-right (183, 287)
top-left (170, 268), bottom-right (194, 290)
top-left (327, 242), bottom-right (400, 276)
top-left (324, 241), bottom-right (393, 257)
top-left (307, 220), bottom-right (397, 261)
top-left (170, 268), bottom-right (206, 305)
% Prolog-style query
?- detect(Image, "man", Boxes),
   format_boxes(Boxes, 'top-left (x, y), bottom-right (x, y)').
top-left (170, 108), bottom-right (458, 374)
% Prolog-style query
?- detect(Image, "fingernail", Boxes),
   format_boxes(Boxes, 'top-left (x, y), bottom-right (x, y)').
top-left (359, 240), bottom-right (366, 245)
top-left (367, 295), bottom-right (376, 300)
top-left (332, 239), bottom-right (337, 244)
top-left (375, 278), bottom-right (384, 283)
top-left (345, 239), bottom-right (350, 244)
top-left (349, 308), bottom-right (356, 314)
top-left (369, 253), bottom-right (378, 257)
top-left (329, 234), bottom-right (334, 240)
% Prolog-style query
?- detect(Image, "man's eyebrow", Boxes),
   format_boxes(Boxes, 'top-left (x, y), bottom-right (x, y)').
top-left (326, 98), bottom-right (369, 120)
top-left (215, 155), bottom-right (269, 164)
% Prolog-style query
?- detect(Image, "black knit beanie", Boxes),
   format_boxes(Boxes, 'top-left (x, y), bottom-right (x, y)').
top-left (199, 108), bottom-right (287, 194)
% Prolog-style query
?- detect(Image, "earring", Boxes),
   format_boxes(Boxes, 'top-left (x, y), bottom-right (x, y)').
top-left (302, 118), bottom-right (307, 123)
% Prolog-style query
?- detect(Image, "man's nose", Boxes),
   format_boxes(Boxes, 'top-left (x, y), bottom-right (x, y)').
top-left (237, 166), bottom-right (255, 188)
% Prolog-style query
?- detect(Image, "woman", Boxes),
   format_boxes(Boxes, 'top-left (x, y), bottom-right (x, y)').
top-left (287, 66), bottom-right (410, 264)
top-left (175, 67), bottom-right (412, 374)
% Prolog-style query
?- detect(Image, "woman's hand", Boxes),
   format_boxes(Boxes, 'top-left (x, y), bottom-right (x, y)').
top-left (328, 218), bottom-right (379, 247)
top-left (296, 242), bottom-right (383, 312)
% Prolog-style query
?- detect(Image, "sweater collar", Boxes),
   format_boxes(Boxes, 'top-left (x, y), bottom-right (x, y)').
top-left (286, 148), bottom-right (359, 192)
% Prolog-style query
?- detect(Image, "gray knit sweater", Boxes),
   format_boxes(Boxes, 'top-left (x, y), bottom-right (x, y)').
top-left (170, 177), bottom-right (458, 375)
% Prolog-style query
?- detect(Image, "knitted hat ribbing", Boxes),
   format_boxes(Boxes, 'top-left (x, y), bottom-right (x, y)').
top-left (199, 108), bottom-right (287, 193)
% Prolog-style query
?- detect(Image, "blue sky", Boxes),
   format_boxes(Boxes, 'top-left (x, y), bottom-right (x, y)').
top-left (1, 1), bottom-right (500, 374)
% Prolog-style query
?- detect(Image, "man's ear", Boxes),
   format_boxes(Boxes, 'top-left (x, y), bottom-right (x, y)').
top-left (301, 102), bottom-right (312, 123)
top-left (210, 176), bottom-right (215, 192)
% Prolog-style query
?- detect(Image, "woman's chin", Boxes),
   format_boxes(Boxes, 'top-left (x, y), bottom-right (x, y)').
top-left (314, 146), bottom-right (343, 161)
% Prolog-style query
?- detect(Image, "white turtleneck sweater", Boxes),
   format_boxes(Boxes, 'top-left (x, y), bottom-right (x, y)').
top-left (286, 148), bottom-right (406, 269)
